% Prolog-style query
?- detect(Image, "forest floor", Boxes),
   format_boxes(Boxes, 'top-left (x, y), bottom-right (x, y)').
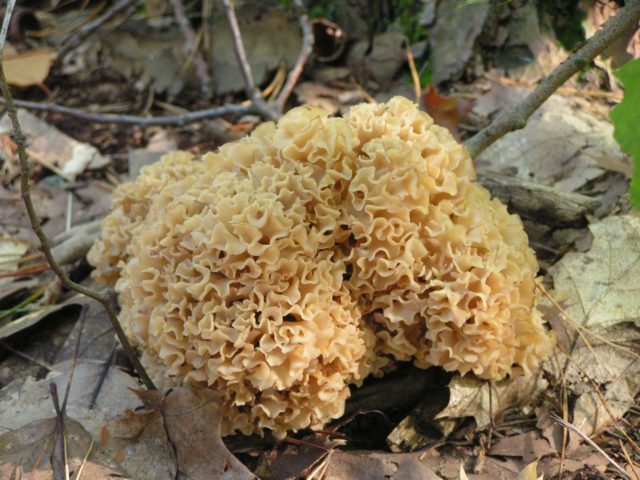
top-left (0, 1), bottom-right (639, 479)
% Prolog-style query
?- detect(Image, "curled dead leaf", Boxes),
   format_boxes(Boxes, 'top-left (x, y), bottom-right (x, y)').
top-left (2, 48), bottom-right (55, 87)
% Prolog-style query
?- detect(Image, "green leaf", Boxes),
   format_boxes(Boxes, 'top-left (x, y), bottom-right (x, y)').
top-left (610, 58), bottom-right (640, 209)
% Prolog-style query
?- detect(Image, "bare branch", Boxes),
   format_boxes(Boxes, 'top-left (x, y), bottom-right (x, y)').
top-left (551, 414), bottom-right (631, 480)
top-left (57, 0), bottom-right (140, 61)
top-left (276, 0), bottom-right (314, 110)
top-left (170, 0), bottom-right (212, 95)
top-left (465, 0), bottom-right (640, 159)
top-left (0, 97), bottom-right (254, 126)
top-left (220, 0), bottom-right (257, 98)
top-left (0, 5), bottom-right (155, 390)
top-left (0, 0), bottom-right (15, 50)
top-left (220, 0), bottom-right (279, 121)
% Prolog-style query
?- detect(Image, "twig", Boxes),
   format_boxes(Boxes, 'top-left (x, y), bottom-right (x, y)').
top-left (49, 382), bottom-right (69, 480)
top-left (0, 97), bottom-right (254, 126)
top-left (73, 438), bottom-right (94, 480)
top-left (89, 340), bottom-right (117, 410)
top-left (276, 0), bottom-right (314, 111)
top-left (551, 414), bottom-right (631, 480)
top-left (220, 0), bottom-right (256, 98)
top-left (620, 440), bottom-right (640, 480)
top-left (465, 0), bottom-right (640, 159)
top-left (170, 0), bottom-right (212, 95)
top-left (56, 0), bottom-right (139, 61)
top-left (0, 7), bottom-right (155, 390)
top-left (61, 305), bottom-right (88, 414)
top-left (220, 0), bottom-right (279, 121)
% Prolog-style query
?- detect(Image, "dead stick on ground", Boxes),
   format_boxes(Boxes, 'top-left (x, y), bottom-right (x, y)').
top-left (170, 0), bottom-right (212, 95)
top-left (220, 0), bottom-right (279, 121)
top-left (551, 414), bottom-right (631, 480)
top-left (49, 382), bottom-right (69, 480)
top-left (465, 0), bottom-right (640, 159)
top-left (276, 0), bottom-right (314, 111)
top-left (0, 97), bottom-right (255, 126)
top-left (0, 1), bottom-right (155, 390)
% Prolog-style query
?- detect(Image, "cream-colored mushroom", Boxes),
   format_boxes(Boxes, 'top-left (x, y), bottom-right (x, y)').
top-left (89, 97), bottom-right (554, 438)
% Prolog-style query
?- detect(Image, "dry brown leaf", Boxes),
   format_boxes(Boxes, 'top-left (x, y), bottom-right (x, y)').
top-left (101, 387), bottom-right (257, 480)
top-left (548, 215), bottom-right (640, 330)
top-left (435, 373), bottom-right (548, 431)
top-left (0, 360), bottom-right (141, 438)
top-left (488, 432), bottom-right (556, 464)
top-left (323, 451), bottom-right (442, 480)
top-left (0, 294), bottom-right (95, 340)
top-left (460, 461), bottom-right (542, 480)
top-left (0, 236), bottom-right (29, 286)
top-left (544, 215), bottom-right (640, 437)
top-left (0, 417), bottom-right (126, 479)
top-left (0, 133), bottom-right (20, 184)
top-left (0, 110), bottom-right (110, 181)
top-left (474, 86), bottom-right (631, 192)
top-left (2, 48), bottom-right (55, 87)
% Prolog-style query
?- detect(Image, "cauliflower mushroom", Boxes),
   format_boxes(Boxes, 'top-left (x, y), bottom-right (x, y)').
top-left (88, 97), bottom-right (554, 438)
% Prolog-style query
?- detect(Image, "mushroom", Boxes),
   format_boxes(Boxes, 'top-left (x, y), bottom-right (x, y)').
top-left (88, 97), bottom-right (554, 437)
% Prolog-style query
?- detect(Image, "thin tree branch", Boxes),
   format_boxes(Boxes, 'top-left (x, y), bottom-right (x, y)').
top-left (465, 0), bottom-right (640, 159)
top-left (0, 97), bottom-right (254, 126)
top-left (220, 0), bottom-right (279, 121)
top-left (49, 383), bottom-right (69, 480)
top-left (57, 0), bottom-right (140, 61)
top-left (0, 5), bottom-right (155, 390)
top-left (551, 414), bottom-right (631, 480)
top-left (170, 0), bottom-right (212, 95)
top-left (276, 0), bottom-right (314, 111)
top-left (220, 0), bottom-right (256, 98)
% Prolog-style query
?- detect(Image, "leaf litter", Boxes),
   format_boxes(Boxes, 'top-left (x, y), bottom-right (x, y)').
top-left (542, 215), bottom-right (640, 437)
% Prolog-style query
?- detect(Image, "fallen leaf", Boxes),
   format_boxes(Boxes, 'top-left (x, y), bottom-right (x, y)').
top-left (0, 133), bottom-right (20, 184)
top-left (254, 435), bottom-right (332, 480)
top-left (0, 109), bottom-right (110, 181)
top-left (543, 215), bottom-right (640, 437)
top-left (459, 464), bottom-right (469, 480)
top-left (548, 215), bottom-right (640, 330)
top-left (101, 387), bottom-right (257, 480)
top-left (0, 360), bottom-right (141, 438)
top-left (515, 461), bottom-right (542, 480)
top-left (0, 417), bottom-right (126, 479)
top-left (435, 373), bottom-right (548, 431)
top-left (323, 451), bottom-right (442, 480)
top-left (2, 48), bottom-right (55, 87)
top-left (55, 295), bottom-right (115, 364)
top-left (387, 372), bottom-right (547, 453)
top-left (0, 294), bottom-right (94, 340)
top-left (461, 460), bottom-right (543, 480)
top-left (474, 85), bottom-right (631, 193)
top-left (422, 85), bottom-right (472, 139)
top-left (0, 236), bottom-right (29, 286)
top-left (294, 82), bottom-right (366, 115)
top-left (489, 432), bottom-right (555, 464)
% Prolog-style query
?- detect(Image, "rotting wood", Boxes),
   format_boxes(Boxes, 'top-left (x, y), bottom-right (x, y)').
top-left (477, 173), bottom-right (600, 227)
